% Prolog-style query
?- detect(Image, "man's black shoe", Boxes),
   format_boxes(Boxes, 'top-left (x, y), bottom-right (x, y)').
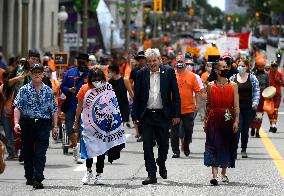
top-left (251, 128), bottom-right (255, 136)
top-left (26, 180), bottom-right (34, 186)
top-left (272, 127), bottom-right (277, 133)
top-left (159, 168), bottom-right (167, 179)
top-left (172, 153), bottom-right (180, 158)
top-left (142, 177), bottom-right (157, 185)
top-left (256, 132), bottom-right (260, 138)
top-left (269, 127), bottom-right (273, 132)
top-left (184, 149), bottom-right (190, 157)
top-left (33, 181), bottom-right (44, 189)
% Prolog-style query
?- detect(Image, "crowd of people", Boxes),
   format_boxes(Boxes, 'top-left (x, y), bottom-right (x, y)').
top-left (0, 44), bottom-right (283, 188)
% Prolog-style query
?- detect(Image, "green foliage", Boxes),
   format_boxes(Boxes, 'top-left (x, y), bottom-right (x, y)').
top-left (74, 0), bottom-right (81, 11)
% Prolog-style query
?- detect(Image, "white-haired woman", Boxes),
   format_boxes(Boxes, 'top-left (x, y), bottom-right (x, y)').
top-left (132, 48), bottom-right (181, 185)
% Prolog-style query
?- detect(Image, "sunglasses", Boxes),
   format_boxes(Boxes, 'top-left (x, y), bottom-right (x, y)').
top-left (185, 63), bottom-right (194, 66)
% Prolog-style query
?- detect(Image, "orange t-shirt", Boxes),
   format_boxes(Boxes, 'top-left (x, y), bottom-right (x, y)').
top-left (119, 63), bottom-right (131, 79)
top-left (201, 71), bottom-right (210, 84)
top-left (77, 84), bottom-right (94, 101)
top-left (176, 70), bottom-right (200, 114)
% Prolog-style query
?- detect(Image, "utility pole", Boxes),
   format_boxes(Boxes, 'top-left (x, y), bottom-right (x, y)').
top-left (82, 0), bottom-right (88, 53)
top-left (125, 0), bottom-right (131, 52)
top-left (21, 0), bottom-right (29, 57)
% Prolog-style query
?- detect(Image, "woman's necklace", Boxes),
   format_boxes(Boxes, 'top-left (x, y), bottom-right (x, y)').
top-left (216, 79), bottom-right (228, 87)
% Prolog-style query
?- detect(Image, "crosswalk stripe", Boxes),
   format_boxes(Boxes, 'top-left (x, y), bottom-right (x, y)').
top-left (73, 134), bottom-right (131, 172)
top-left (260, 128), bottom-right (284, 178)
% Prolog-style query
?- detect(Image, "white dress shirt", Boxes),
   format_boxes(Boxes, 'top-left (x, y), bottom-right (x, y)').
top-left (147, 70), bottom-right (163, 109)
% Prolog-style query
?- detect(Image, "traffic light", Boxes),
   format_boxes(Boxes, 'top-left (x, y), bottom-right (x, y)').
top-left (153, 0), bottom-right (162, 13)
top-left (188, 7), bottom-right (194, 16)
top-left (226, 16), bottom-right (231, 23)
top-left (255, 12), bottom-right (260, 17)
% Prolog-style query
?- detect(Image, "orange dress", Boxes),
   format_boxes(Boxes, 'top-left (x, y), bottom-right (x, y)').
top-left (204, 81), bottom-right (236, 168)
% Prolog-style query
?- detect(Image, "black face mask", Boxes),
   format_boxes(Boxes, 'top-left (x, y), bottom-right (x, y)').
top-left (217, 68), bottom-right (229, 78)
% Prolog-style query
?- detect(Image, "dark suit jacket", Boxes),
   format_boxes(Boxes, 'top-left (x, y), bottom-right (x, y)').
top-left (132, 64), bottom-right (181, 121)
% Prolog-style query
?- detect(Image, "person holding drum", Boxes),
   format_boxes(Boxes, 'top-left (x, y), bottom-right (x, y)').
top-left (267, 61), bottom-right (284, 133)
top-left (230, 58), bottom-right (260, 158)
top-left (250, 58), bottom-right (270, 137)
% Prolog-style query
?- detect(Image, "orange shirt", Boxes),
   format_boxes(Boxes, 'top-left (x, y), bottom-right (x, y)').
top-left (201, 71), bottom-right (210, 84)
top-left (176, 70), bottom-right (200, 114)
top-left (77, 84), bottom-right (94, 101)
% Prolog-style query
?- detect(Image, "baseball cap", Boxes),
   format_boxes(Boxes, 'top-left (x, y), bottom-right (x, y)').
top-left (30, 63), bottom-right (44, 71)
top-left (28, 49), bottom-right (40, 58)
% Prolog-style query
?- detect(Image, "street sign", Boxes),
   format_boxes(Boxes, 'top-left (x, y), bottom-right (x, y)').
top-left (153, 0), bottom-right (162, 13)
top-left (54, 52), bottom-right (69, 67)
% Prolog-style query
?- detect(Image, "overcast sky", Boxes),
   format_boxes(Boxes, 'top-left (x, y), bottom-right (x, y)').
top-left (208, 0), bottom-right (225, 11)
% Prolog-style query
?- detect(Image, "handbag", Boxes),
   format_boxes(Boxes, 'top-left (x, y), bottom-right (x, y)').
top-left (263, 98), bottom-right (274, 115)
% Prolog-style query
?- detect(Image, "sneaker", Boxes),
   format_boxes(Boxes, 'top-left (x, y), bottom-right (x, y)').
top-left (241, 151), bottom-right (248, 158)
top-left (94, 175), bottom-right (103, 185)
top-left (136, 136), bottom-right (143, 142)
top-left (210, 178), bottom-right (218, 186)
top-left (81, 171), bottom-right (93, 185)
top-left (76, 158), bottom-right (84, 164)
top-left (221, 175), bottom-right (229, 183)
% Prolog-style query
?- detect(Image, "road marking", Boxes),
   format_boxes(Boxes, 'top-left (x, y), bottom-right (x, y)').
top-left (278, 112), bottom-right (284, 115)
top-left (73, 134), bottom-right (131, 172)
top-left (260, 128), bottom-right (284, 178)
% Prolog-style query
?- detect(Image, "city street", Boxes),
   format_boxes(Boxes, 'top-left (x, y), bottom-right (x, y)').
top-left (0, 46), bottom-right (284, 195)
top-left (1, 104), bottom-right (284, 195)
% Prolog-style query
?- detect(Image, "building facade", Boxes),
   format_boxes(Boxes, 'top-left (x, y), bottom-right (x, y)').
top-left (225, 0), bottom-right (247, 14)
top-left (0, 0), bottom-right (59, 60)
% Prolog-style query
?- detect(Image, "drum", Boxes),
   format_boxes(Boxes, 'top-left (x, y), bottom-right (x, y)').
top-left (262, 86), bottom-right (276, 99)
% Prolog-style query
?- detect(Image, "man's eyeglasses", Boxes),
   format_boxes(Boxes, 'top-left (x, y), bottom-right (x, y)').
top-left (30, 57), bottom-right (40, 62)
top-left (32, 70), bottom-right (43, 75)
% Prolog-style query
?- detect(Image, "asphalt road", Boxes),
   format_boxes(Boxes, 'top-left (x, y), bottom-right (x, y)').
top-left (0, 45), bottom-right (284, 196)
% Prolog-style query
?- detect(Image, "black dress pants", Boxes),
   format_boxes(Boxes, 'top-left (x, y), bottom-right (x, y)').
top-left (141, 109), bottom-right (170, 178)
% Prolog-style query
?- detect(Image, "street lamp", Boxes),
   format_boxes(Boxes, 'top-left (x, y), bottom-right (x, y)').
top-left (58, 6), bottom-right (68, 52)
top-left (21, 0), bottom-right (29, 57)
top-left (110, 21), bottom-right (116, 50)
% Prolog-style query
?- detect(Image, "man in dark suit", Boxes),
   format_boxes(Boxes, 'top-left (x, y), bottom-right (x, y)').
top-left (133, 48), bottom-right (181, 185)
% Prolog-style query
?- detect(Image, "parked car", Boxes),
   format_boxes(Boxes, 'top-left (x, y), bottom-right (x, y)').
top-left (278, 38), bottom-right (284, 50)
top-left (267, 35), bottom-right (279, 47)
top-left (251, 36), bottom-right (267, 51)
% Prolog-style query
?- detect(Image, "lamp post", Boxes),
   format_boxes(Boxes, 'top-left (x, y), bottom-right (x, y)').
top-left (58, 6), bottom-right (68, 52)
top-left (21, 0), bottom-right (29, 57)
top-left (110, 21), bottom-right (116, 51)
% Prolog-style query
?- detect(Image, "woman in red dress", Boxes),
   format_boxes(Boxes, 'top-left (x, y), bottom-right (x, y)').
top-left (204, 59), bottom-right (239, 186)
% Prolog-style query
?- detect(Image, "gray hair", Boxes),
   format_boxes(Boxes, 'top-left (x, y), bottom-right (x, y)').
top-left (145, 48), bottom-right (161, 58)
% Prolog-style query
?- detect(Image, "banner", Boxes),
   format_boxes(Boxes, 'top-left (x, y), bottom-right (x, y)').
top-left (228, 32), bottom-right (251, 49)
top-left (81, 83), bottom-right (126, 158)
top-left (216, 37), bottom-right (239, 57)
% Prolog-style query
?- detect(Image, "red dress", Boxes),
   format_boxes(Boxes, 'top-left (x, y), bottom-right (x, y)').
top-left (204, 81), bottom-right (237, 168)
